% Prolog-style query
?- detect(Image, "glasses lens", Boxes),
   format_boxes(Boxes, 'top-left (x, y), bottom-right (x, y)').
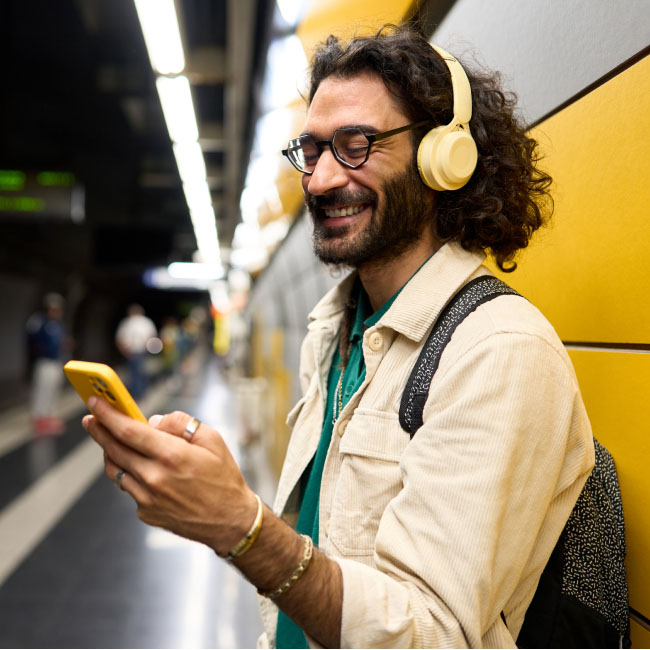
top-left (332, 129), bottom-right (370, 167)
top-left (285, 135), bottom-right (319, 173)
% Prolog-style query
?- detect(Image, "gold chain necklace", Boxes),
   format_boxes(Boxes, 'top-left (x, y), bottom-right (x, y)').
top-left (332, 368), bottom-right (345, 425)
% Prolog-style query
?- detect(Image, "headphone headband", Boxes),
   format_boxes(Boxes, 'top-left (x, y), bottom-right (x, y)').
top-left (430, 44), bottom-right (472, 125)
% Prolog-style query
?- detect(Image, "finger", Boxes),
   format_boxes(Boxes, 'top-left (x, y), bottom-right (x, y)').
top-left (105, 456), bottom-right (151, 504)
top-left (84, 407), bottom-right (152, 481)
top-left (149, 414), bottom-right (163, 428)
top-left (88, 396), bottom-right (186, 460)
top-left (152, 411), bottom-right (226, 453)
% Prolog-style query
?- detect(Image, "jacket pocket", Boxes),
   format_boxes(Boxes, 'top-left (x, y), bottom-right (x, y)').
top-left (329, 409), bottom-right (409, 556)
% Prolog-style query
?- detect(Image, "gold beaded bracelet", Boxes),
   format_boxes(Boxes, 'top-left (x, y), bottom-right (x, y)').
top-left (222, 493), bottom-right (264, 560)
top-left (258, 534), bottom-right (314, 600)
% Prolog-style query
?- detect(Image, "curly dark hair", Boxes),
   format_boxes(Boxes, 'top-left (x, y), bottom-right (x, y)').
top-left (308, 24), bottom-right (553, 271)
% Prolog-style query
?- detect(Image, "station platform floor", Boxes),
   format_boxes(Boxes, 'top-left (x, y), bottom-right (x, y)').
top-left (0, 349), bottom-right (277, 648)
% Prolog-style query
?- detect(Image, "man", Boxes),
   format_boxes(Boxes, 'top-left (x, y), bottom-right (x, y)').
top-left (115, 304), bottom-right (157, 399)
top-left (26, 292), bottom-right (69, 435)
top-left (83, 26), bottom-right (594, 648)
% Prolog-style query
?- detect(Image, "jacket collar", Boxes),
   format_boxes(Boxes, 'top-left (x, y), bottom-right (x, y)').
top-left (307, 271), bottom-right (357, 330)
top-left (380, 242), bottom-right (486, 341)
top-left (307, 242), bottom-right (486, 342)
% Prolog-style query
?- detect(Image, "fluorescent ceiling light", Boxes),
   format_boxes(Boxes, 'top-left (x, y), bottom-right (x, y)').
top-left (192, 222), bottom-right (219, 247)
top-left (245, 154), bottom-right (282, 188)
top-left (156, 76), bottom-right (199, 143)
top-left (182, 179), bottom-right (212, 212)
top-left (275, 0), bottom-right (308, 27)
top-left (253, 108), bottom-right (294, 155)
top-left (143, 267), bottom-right (221, 291)
top-left (230, 246), bottom-right (269, 273)
top-left (194, 227), bottom-right (221, 263)
top-left (168, 262), bottom-right (224, 280)
top-left (134, 0), bottom-right (185, 74)
top-left (135, 0), bottom-right (226, 288)
top-left (190, 205), bottom-right (221, 266)
top-left (240, 186), bottom-right (263, 224)
top-left (261, 35), bottom-right (308, 111)
top-left (209, 283), bottom-right (231, 313)
top-left (173, 142), bottom-right (207, 183)
top-left (233, 221), bottom-right (262, 249)
top-left (198, 242), bottom-right (221, 267)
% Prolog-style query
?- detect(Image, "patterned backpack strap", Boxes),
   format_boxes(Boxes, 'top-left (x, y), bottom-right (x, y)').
top-left (399, 275), bottom-right (522, 437)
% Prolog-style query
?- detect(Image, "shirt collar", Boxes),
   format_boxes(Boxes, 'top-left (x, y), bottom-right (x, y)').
top-left (350, 280), bottom-right (369, 343)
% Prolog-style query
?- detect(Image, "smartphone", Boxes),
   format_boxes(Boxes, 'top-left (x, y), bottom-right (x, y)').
top-left (63, 360), bottom-right (147, 423)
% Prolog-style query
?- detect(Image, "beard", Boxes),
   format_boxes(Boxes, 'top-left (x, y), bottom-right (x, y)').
top-left (306, 164), bottom-right (435, 267)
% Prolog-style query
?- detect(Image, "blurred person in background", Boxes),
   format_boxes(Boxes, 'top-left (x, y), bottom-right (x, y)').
top-left (26, 292), bottom-right (69, 435)
top-left (115, 304), bottom-right (157, 400)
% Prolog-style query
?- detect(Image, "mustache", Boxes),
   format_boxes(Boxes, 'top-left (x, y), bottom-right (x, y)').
top-left (306, 189), bottom-right (377, 213)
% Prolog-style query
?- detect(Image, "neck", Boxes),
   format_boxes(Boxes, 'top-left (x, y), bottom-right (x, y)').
top-left (358, 229), bottom-right (441, 312)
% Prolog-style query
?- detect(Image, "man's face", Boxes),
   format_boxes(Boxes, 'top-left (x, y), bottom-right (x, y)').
top-left (301, 73), bottom-right (434, 266)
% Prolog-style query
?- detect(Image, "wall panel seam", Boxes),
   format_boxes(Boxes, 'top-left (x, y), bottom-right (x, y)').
top-left (564, 343), bottom-right (650, 353)
top-left (527, 46), bottom-right (650, 129)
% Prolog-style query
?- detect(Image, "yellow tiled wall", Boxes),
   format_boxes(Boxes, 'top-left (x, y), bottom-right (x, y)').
top-left (494, 54), bottom-right (650, 640)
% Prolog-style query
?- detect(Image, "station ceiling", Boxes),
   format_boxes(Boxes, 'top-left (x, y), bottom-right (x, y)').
top-left (0, 0), bottom-right (274, 296)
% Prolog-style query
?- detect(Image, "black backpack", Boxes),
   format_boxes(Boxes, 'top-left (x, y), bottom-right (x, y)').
top-left (398, 275), bottom-right (630, 648)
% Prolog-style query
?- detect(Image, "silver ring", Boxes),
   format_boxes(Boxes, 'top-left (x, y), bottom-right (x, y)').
top-left (183, 416), bottom-right (201, 441)
top-left (113, 469), bottom-right (126, 489)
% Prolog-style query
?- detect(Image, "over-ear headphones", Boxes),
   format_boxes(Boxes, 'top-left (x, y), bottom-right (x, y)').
top-left (417, 45), bottom-right (478, 191)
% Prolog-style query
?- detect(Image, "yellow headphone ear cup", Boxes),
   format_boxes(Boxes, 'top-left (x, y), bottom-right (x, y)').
top-left (417, 125), bottom-right (478, 191)
top-left (437, 130), bottom-right (478, 187)
top-left (417, 126), bottom-right (446, 191)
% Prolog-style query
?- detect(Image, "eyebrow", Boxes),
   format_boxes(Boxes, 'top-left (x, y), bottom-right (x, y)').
top-left (299, 124), bottom-right (380, 139)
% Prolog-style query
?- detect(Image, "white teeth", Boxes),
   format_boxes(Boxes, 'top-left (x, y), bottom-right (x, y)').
top-left (324, 205), bottom-right (365, 218)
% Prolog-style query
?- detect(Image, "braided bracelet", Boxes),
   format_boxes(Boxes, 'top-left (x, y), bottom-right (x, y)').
top-left (222, 493), bottom-right (264, 560)
top-left (258, 534), bottom-right (314, 600)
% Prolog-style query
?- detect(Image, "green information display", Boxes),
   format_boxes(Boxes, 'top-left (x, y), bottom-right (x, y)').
top-left (0, 170), bottom-right (84, 222)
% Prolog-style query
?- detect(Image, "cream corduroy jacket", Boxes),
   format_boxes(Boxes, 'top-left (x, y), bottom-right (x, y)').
top-left (258, 242), bottom-right (594, 648)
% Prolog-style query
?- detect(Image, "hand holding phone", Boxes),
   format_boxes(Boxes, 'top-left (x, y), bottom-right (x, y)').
top-left (63, 360), bottom-right (147, 423)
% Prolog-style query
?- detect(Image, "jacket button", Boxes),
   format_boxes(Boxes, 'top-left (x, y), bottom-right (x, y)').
top-left (368, 331), bottom-right (383, 351)
top-left (338, 418), bottom-right (350, 436)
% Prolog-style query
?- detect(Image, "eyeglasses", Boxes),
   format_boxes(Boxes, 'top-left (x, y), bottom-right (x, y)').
top-left (282, 120), bottom-right (431, 174)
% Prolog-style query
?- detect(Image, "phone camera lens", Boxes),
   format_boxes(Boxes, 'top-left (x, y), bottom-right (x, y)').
top-left (105, 391), bottom-right (116, 401)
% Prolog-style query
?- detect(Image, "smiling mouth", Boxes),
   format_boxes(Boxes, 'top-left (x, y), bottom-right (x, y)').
top-left (323, 204), bottom-right (367, 218)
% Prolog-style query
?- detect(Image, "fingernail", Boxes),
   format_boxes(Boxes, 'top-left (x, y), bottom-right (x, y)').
top-left (149, 414), bottom-right (163, 428)
top-left (82, 415), bottom-right (90, 430)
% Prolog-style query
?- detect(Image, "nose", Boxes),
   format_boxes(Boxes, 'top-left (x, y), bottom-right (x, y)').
top-left (303, 147), bottom-right (349, 196)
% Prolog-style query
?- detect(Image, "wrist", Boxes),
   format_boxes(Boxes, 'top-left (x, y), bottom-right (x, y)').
top-left (257, 534), bottom-right (313, 599)
top-left (216, 489), bottom-right (262, 559)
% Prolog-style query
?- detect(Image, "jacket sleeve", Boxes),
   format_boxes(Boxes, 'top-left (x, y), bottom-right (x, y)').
top-left (335, 330), bottom-right (594, 648)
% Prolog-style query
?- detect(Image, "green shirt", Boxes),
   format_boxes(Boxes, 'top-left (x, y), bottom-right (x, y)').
top-left (276, 280), bottom-right (398, 649)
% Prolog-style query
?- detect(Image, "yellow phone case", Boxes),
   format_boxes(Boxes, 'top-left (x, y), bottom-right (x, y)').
top-left (63, 360), bottom-right (147, 423)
